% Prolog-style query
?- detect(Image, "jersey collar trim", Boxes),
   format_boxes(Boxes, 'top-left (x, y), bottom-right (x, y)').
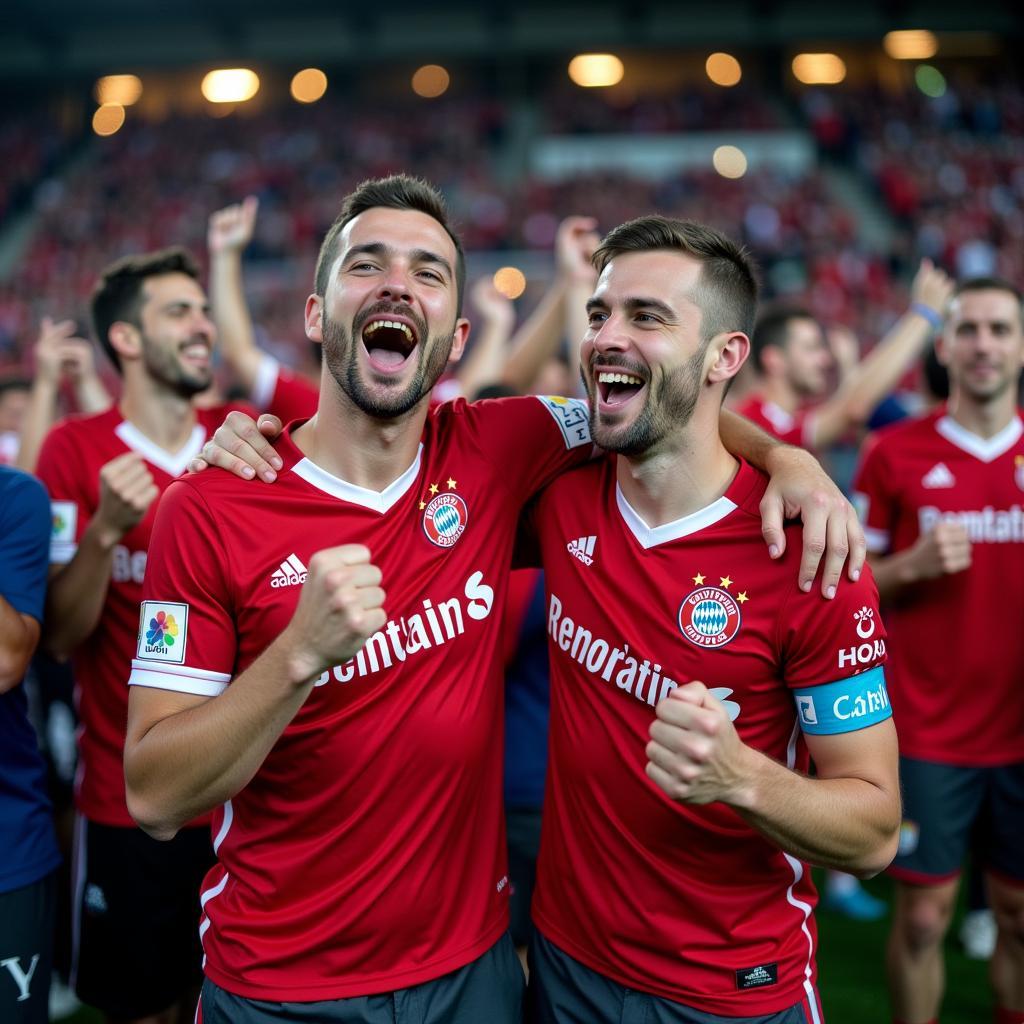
top-left (291, 444), bottom-right (423, 512)
top-left (615, 484), bottom-right (738, 549)
top-left (935, 414), bottom-right (1023, 463)
top-left (114, 420), bottom-right (207, 477)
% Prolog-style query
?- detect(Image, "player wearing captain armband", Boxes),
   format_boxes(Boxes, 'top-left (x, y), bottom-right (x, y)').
top-left (516, 215), bottom-right (899, 1024)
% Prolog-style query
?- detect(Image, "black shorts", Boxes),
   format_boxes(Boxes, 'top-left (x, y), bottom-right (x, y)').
top-left (0, 871), bottom-right (56, 1024)
top-left (525, 930), bottom-right (821, 1024)
top-left (506, 805), bottom-right (542, 948)
top-left (197, 932), bottom-right (525, 1024)
top-left (71, 817), bottom-right (215, 1019)
top-left (890, 757), bottom-right (1024, 885)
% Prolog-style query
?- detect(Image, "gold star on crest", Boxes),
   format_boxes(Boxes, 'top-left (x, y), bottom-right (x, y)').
top-left (720, 575), bottom-right (733, 588)
top-left (692, 572), bottom-right (705, 585)
top-left (428, 483), bottom-right (439, 495)
top-left (419, 501), bottom-right (427, 510)
top-left (446, 477), bottom-right (457, 489)
top-left (737, 591), bottom-right (749, 604)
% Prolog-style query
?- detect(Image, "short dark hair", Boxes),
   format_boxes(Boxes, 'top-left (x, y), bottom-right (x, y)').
top-left (592, 216), bottom-right (759, 342)
top-left (91, 247), bottom-right (201, 374)
top-left (953, 277), bottom-right (1024, 328)
top-left (750, 306), bottom-right (817, 374)
top-left (314, 174), bottom-right (466, 315)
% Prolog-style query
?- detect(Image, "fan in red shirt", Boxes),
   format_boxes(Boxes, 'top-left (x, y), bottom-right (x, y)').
top-left (852, 277), bottom-right (1024, 1024)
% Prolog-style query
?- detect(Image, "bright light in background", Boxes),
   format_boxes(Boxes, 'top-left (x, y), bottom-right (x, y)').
top-left (94, 75), bottom-right (142, 106)
top-left (568, 54), bottom-right (624, 88)
top-left (915, 65), bottom-right (947, 98)
top-left (493, 267), bottom-right (527, 300)
top-left (713, 145), bottom-right (748, 179)
top-left (92, 104), bottom-right (126, 137)
top-left (291, 68), bottom-right (327, 104)
top-left (705, 53), bottom-right (742, 87)
top-left (201, 69), bottom-right (260, 104)
top-left (791, 53), bottom-right (847, 85)
top-left (883, 30), bottom-right (938, 60)
top-left (411, 65), bottom-right (450, 98)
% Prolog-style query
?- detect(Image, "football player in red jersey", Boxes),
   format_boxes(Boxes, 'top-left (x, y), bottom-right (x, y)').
top-left (130, 177), bottom-right (868, 1024)
top-left (35, 248), bottom-right (252, 1024)
top-left (513, 216), bottom-right (900, 1023)
top-left (853, 278), bottom-right (1024, 1024)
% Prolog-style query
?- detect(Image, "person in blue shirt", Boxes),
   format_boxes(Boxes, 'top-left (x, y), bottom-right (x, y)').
top-left (0, 465), bottom-right (61, 1022)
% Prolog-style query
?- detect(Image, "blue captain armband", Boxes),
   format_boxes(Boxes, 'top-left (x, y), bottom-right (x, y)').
top-left (793, 667), bottom-right (891, 735)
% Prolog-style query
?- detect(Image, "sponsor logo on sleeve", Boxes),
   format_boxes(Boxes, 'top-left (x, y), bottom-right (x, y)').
top-left (51, 501), bottom-right (77, 542)
top-left (536, 395), bottom-right (591, 449)
top-left (137, 601), bottom-right (189, 664)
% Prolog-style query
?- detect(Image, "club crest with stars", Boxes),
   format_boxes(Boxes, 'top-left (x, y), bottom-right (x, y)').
top-left (678, 572), bottom-right (748, 649)
top-left (420, 476), bottom-right (469, 548)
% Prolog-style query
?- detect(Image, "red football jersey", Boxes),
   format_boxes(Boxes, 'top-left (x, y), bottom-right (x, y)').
top-left (36, 403), bottom-right (249, 826)
top-left (129, 396), bottom-right (591, 1001)
top-left (251, 354), bottom-right (319, 423)
top-left (852, 409), bottom-right (1024, 765)
top-left (524, 457), bottom-right (887, 1016)
top-left (736, 393), bottom-right (816, 449)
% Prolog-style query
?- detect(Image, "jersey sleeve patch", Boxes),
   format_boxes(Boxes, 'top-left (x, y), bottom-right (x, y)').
top-left (136, 600), bottom-right (189, 665)
top-left (49, 500), bottom-right (78, 563)
top-left (535, 396), bottom-right (591, 450)
top-left (793, 666), bottom-right (892, 735)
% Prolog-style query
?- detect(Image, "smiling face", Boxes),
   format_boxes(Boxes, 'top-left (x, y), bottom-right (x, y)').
top-left (135, 272), bottom-right (216, 398)
top-left (581, 249), bottom-right (735, 455)
top-left (939, 287), bottom-right (1024, 405)
top-left (309, 207), bottom-right (469, 419)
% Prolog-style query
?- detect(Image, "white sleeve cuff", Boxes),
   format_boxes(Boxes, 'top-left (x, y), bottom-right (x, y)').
top-left (128, 660), bottom-right (230, 697)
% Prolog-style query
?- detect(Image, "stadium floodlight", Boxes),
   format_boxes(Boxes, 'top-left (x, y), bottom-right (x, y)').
top-left (706, 53), bottom-right (742, 88)
top-left (201, 69), bottom-right (260, 104)
top-left (411, 65), bottom-right (450, 99)
top-left (493, 267), bottom-right (527, 300)
top-left (568, 54), bottom-right (624, 88)
top-left (291, 69), bottom-right (328, 104)
top-left (92, 103), bottom-right (126, 137)
top-left (883, 30), bottom-right (938, 60)
top-left (713, 145), bottom-right (747, 179)
top-left (791, 53), bottom-right (847, 85)
top-left (94, 75), bottom-right (143, 107)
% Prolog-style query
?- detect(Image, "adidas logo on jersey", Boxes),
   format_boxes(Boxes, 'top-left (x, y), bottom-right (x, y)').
top-left (922, 462), bottom-right (955, 489)
top-left (270, 554), bottom-right (308, 588)
top-left (566, 535), bottom-right (596, 566)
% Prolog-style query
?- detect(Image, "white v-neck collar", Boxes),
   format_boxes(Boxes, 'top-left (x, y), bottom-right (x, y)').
top-left (616, 483), bottom-right (737, 550)
top-left (114, 420), bottom-right (207, 477)
top-left (291, 444), bottom-right (423, 513)
top-left (936, 414), bottom-right (1022, 463)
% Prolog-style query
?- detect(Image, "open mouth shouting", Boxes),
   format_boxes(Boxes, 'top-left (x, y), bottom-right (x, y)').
top-left (594, 366), bottom-right (647, 412)
top-left (360, 314), bottom-right (420, 374)
top-left (179, 338), bottom-right (212, 370)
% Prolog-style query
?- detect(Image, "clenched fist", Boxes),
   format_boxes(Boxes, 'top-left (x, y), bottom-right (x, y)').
top-left (94, 453), bottom-right (159, 545)
top-left (907, 520), bottom-right (971, 580)
top-left (282, 545), bottom-right (386, 685)
top-left (646, 682), bottom-right (756, 807)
